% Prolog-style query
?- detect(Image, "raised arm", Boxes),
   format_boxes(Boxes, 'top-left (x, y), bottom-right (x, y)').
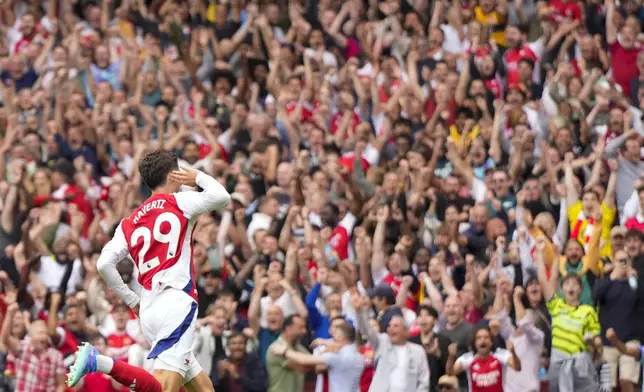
top-left (536, 238), bottom-right (557, 301)
top-left (513, 286), bottom-right (544, 343)
top-left (563, 153), bottom-right (580, 208)
top-left (603, 160), bottom-right (618, 209)
top-left (248, 274), bottom-right (267, 334)
top-left (1, 302), bottom-right (21, 355)
top-left (606, 0), bottom-right (617, 45)
top-left (172, 169), bottom-right (231, 218)
top-left (352, 293), bottom-right (380, 351)
top-left (371, 206), bottom-right (389, 282)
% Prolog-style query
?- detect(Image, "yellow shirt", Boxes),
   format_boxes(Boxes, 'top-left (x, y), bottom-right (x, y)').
top-left (474, 7), bottom-right (507, 47)
top-left (529, 227), bottom-right (556, 270)
top-left (567, 201), bottom-right (615, 259)
top-left (449, 125), bottom-right (480, 149)
top-left (547, 296), bottom-right (600, 355)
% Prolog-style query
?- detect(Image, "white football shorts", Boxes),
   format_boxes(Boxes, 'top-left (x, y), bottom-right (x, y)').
top-left (139, 287), bottom-right (202, 382)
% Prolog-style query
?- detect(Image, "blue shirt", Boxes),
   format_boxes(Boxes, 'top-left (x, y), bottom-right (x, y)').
top-left (258, 327), bottom-right (280, 364)
top-left (322, 344), bottom-right (365, 392)
top-left (1, 68), bottom-right (38, 91)
top-left (305, 283), bottom-right (331, 339)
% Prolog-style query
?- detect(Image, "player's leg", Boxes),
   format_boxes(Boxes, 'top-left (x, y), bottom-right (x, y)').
top-left (67, 342), bottom-right (162, 392)
top-left (182, 370), bottom-right (215, 392)
top-left (152, 369), bottom-right (185, 392)
top-left (147, 289), bottom-right (200, 392)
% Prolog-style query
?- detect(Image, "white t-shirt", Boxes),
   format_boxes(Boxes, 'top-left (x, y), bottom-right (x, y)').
top-left (389, 345), bottom-right (409, 392)
top-left (259, 291), bottom-right (297, 328)
top-left (36, 256), bottom-right (83, 295)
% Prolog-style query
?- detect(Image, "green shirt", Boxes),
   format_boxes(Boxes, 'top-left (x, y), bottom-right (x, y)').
top-left (547, 295), bottom-right (600, 355)
top-left (266, 337), bottom-right (309, 392)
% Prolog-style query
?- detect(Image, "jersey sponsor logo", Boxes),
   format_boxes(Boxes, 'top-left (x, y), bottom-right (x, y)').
top-left (472, 369), bottom-right (501, 387)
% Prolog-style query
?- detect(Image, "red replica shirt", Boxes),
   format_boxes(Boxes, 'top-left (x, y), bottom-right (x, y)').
top-left (456, 350), bottom-right (512, 392)
top-left (609, 41), bottom-right (640, 98)
top-left (504, 44), bottom-right (540, 85)
top-left (382, 273), bottom-right (418, 310)
top-left (328, 225), bottom-right (349, 260)
top-left (55, 327), bottom-right (80, 359)
top-left (106, 332), bottom-right (135, 362)
top-left (625, 216), bottom-right (644, 232)
top-left (548, 0), bottom-right (583, 23)
top-left (330, 111), bottom-right (360, 138)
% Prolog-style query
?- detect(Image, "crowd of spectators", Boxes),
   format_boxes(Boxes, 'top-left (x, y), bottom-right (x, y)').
top-left (0, 0), bottom-right (643, 391)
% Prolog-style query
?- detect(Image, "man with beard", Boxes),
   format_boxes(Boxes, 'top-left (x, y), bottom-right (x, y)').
top-left (270, 319), bottom-right (364, 392)
top-left (320, 202), bottom-right (349, 261)
top-left (6, 12), bottom-right (37, 55)
top-left (178, 141), bottom-right (213, 174)
top-left (266, 315), bottom-right (309, 392)
top-left (503, 24), bottom-right (547, 86)
top-left (447, 327), bottom-right (521, 392)
top-left (434, 175), bottom-right (474, 221)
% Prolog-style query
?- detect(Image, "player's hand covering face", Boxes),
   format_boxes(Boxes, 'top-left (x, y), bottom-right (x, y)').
top-left (169, 169), bottom-right (198, 187)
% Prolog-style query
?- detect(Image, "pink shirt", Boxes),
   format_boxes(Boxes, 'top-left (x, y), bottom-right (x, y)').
top-left (498, 313), bottom-right (545, 391)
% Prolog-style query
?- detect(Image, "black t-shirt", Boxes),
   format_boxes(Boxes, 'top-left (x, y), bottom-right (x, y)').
top-left (215, 21), bottom-right (241, 40)
top-left (434, 194), bottom-right (474, 221)
top-left (409, 334), bottom-right (450, 392)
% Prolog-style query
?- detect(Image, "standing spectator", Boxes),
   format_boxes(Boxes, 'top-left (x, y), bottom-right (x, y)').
top-left (439, 295), bottom-right (475, 390)
top-left (593, 249), bottom-right (640, 392)
top-left (536, 240), bottom-right (601, 391)
top-left (497, 286), bottom-right (545, 392)
top-left (266, 315), bottom-right (308, 392)
top-left (446, 327), bottom-right (522, 392)
top-left (352, 293), bottom-right (430, 392)
top-left (213, 332), bottom-right (268, 392)
top-left (409, 304), bottom-right (450, 392)
top-left (1, 302), bottom-right (66, 392)
top-left (248, 272), bottom-right (285, 364)
top-left (270, 319), bottom-right (364, 392)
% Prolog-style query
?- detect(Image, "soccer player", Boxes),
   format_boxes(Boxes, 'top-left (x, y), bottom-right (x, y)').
top-left (66, 150), bottom-right (231, 392)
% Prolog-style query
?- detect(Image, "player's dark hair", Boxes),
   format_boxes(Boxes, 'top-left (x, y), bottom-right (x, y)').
top-left (139, 150), bottom-right (179, 190)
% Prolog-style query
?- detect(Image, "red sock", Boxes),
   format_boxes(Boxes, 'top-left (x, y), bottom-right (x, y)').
top-left (109, 360), bottom-right (162, 392)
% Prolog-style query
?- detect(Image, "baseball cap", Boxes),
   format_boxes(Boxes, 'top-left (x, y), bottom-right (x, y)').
top-left (367, 284), bottom-right (395, 300)
top-left (230, 192), bottom-right (247, 207)
top-left (437, 375), bottom-right (459, 389)
top-left (611, 226), bottom-right (627, 238)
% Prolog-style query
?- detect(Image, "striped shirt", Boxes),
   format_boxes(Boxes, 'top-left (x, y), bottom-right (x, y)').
top-left (547, 296), bottom-right (600, 355)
